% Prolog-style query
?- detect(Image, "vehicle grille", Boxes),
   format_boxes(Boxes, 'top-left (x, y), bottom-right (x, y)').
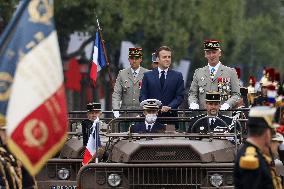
top-left (126, 167), bottom-right (202, 188)
top-left (129, 147), bottom-right (201, 162)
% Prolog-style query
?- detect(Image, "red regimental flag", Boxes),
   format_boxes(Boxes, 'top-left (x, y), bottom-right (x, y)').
top-left (8, 86), bottom-right (67, 173)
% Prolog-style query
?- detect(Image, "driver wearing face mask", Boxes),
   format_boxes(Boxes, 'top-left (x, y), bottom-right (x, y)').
top-left (131, 99), bottom-right (165, 133)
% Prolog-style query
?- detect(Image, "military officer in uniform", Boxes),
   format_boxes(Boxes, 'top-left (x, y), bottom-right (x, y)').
top-left (188, 40), bottom-right (240, 111)
top-left (188, 92), bottom-right (240, 134)
top-left (82, 102), bottom-right (104, 147)
top-left (112, 48), bottom-right (149, 118)
top-left (234, 106), bottom-right (278, 189)
top-left (131, 99), bottom-right (165, 133)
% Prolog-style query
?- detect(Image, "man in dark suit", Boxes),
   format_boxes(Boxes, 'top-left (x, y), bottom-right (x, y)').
top-left (131, 99), bottom-right (165, 133)
top-left (140, 46), bottom-right (185, 118)
top-left (188, 92), bottom-right (240, 134)
top-left (81, 102), bottom-right (103, 146)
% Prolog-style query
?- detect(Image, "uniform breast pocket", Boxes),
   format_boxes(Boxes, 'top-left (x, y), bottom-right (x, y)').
top-left (123, 80), bottom-right (131, 92)
top-left (197, 80), bottom-right (207, 94)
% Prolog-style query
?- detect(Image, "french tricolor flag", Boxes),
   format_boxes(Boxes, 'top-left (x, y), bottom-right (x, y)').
top-left (82, 118), bottom-right (101, 165)
top-left (90, 32), bottom-right (107, 86)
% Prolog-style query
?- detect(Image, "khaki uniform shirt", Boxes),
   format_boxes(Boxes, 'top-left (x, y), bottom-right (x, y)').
top-left (188, 64), bottom-right (241, 109)
top-left (112, 67), bottom-right (149, 110)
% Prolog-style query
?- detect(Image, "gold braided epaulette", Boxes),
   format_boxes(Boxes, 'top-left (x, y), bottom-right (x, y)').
top-left (239, 146), bottom-right (259, 170)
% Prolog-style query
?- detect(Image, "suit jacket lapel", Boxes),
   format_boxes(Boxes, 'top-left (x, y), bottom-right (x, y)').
top-left (141, 123), bottom-right (147, 133)
top-left (153, 68), bottom-right (161, 91)
top-left (162, 69), bottom-right (172, 92)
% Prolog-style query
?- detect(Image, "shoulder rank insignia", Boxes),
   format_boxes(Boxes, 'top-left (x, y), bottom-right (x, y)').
top-left (239, 146), bottom-right (259, 170)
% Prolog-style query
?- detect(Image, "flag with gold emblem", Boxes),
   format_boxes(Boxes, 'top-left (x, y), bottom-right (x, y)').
top-left (0, 0), bottom-right (68, 176)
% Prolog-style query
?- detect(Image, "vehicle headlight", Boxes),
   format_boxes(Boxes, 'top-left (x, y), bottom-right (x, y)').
top-left (210, 173), bottom-right (223, 187)
top-left (57, 168), bottom-right (70, 180)
top-left (107, 173), bottom-right (121, 187)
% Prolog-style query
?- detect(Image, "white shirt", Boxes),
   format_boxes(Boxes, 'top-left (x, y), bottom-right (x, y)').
top-left (158, 67), bottom-right (169, 79)
top-left (208, 62), bottom-right (221, 76)
top-left (145, 121), bottom-right (154, 131)
top-left (209, 118), bottom-right (216, 125)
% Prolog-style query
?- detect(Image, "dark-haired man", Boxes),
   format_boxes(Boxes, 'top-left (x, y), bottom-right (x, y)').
top-left (140, 46), bottom-right (185, 119)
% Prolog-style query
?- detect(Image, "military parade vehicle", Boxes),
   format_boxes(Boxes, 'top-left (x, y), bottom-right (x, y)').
top-left (35, 110), bottom-right (284, 189)
top-left (77, 113), bottom-right (244, 189)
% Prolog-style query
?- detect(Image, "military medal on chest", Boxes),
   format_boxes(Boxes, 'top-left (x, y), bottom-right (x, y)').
top-left (217, 77), bottom-right (231, 101)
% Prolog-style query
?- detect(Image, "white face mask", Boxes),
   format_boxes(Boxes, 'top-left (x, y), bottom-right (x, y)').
top-left (145, 114), bottom-right (157, 124)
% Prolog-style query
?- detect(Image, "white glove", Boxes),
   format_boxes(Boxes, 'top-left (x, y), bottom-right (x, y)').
top-left (189, 102), bottom-right (199, 110)
top-left (220, 103), bottom-right (230, 110)
top-left (113, 111), bottom-right (120, 118)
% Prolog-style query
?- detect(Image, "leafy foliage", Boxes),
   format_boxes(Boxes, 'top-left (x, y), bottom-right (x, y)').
top-left (1, 0), bottom-right (283, 74)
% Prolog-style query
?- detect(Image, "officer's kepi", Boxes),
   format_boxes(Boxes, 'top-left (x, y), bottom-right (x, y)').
top-left (86, 102), bottom-right (101, 112)
top-left (129, 47), bottom-right (142, 57)
top-left (206, 92), bottom-right (221, 102)
top-left (204, 40), bottom-right (221, 51)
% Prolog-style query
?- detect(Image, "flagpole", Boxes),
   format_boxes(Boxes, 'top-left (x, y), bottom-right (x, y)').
top-left (95, 121), bottom-right (99, 163)
top-left (96, 17), bottom-right (114, 91)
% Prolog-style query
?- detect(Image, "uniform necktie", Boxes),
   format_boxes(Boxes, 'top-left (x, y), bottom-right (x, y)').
top-left (147, 125), bottom-right (151, 132)
top-left (210, 67), bottom-right (215, 79)
top-left (209, 118), bottom-right (215, 125)
top-left (160, 71), bottom-right (165, 88)
top-left (133, 71), bottom-right (137, 77)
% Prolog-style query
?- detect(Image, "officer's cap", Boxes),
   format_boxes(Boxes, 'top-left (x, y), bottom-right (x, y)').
top-left (129, 48), bottom-right (142, 57)
top-left (204, 40), bottom-right (221, 51)
top-left (140, 99), bottom-right (162, 110)
top-left (86, 102), bottom-right (101, 112)
top-left (272, 133), bottom-right (284, 142)
top-left (206, 92), bottom-right (221, 102)
top-left (248, 106), bottom-right (278, 129)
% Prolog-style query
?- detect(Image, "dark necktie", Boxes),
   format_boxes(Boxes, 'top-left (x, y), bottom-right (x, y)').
top-left (160, 71), bottom-right (165, 88)
top-left (133, 71), bottom-right (137, 78)
top-left (147, 125), bottom-right (151, 132)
